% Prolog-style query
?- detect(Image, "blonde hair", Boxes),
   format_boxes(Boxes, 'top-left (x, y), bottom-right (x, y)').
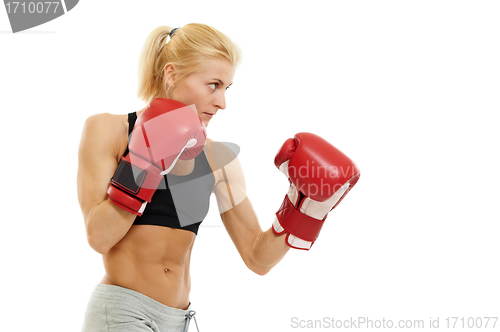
top-left (138, 23), bottom-right (241, 103)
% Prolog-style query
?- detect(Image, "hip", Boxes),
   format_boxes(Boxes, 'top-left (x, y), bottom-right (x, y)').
top-left (100, 269), bottom-right (191, 310)
top-left (81, 283), bottom-right (198, 332)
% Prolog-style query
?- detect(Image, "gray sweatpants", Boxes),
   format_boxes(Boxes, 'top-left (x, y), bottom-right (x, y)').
top-left (81, 284), bottom-right (199, 332)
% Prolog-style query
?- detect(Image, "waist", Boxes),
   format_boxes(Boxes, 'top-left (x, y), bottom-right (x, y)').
top-left (100, 270), bottom-right (191, 309)
top-left (91, 283), bottom-right (192, 317)
top-left (102, 253), bottom-right (191, 308)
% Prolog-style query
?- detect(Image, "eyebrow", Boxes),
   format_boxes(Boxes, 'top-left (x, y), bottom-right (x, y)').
top-left (212, 78), bottom-right (233, 87)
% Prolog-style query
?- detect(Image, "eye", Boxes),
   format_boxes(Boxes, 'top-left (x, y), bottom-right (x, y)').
top-left (209, 82), bottom-right (231, 91)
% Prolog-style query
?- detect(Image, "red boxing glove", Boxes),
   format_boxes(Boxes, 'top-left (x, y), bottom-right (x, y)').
top-left (273, 132), bottom-right (360, 250)
top-left (107, 98), bottom-right (206, 215)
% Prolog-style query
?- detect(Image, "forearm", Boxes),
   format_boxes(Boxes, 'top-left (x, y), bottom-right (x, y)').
top-left (86, 199), bottom-right (135, 254)
top-left (251, 225), bottom-right (290, 274)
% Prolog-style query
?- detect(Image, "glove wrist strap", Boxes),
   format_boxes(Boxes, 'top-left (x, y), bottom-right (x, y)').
top-left (275, 194), bottom-right (326, 242)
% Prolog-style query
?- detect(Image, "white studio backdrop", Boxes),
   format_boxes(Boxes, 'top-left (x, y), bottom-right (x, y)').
top-left (0, 0), bottom-right (499, 331)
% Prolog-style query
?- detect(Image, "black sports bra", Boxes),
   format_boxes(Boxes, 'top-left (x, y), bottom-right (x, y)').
top-left (124, 112), bottom-right (215, 235)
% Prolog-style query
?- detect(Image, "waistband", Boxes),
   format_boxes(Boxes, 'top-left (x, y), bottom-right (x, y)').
top-left (94, 283), bottom-right (191, 318)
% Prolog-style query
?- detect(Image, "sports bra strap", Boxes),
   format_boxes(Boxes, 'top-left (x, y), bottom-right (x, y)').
top-left (122, 112), bottom-right (137, 157)
top-left (128, 112), bottom-right (137, 135)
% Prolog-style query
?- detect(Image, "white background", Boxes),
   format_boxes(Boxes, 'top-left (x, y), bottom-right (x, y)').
top-left (1, 1), bottom-right (499, 331)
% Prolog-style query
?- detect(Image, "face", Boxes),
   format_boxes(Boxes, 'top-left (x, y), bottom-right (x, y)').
top-left (164, 58), bottom-right (235, 126)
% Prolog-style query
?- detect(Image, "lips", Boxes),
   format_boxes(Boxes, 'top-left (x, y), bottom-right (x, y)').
top-left (203, 112), bottom-right (214, 117)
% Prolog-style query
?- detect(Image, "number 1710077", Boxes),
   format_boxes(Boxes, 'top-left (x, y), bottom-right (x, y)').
top-left (5, 1), bottom-right (60, 15)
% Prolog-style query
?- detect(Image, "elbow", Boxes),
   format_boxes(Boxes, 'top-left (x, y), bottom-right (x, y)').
top-left (252, 266), bottom-right (270, 276)
top-left (86, 217), bottom-right (111, 255)
top-left (87, 233), bottom-right (111, 255)
top-left (246, 257), bottom-right (271, 276)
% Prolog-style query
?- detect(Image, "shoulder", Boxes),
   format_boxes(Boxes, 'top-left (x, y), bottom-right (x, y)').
top-left (204, 138), bottom-right (244, 185)
top-left (204, 138), bottom-right (241, 171)
top-left (83, 112), bottom-right (126, 133)
top-left (80, 112), bottom-right (129, 160)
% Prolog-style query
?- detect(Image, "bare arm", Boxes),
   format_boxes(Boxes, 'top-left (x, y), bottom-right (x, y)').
top-left (77, 113), bottom-right (135, 254)
top-left (209, 141), bottom-right (290, 275)
top-left (220, 198), bottom-right (290, 275)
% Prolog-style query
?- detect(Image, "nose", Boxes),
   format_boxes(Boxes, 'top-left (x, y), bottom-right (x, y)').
top-left (214, 91), bottom-right (226, 110)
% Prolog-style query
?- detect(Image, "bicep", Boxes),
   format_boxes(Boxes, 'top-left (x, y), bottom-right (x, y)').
top-left (77, 114), bottom-right (119, 220)
top-left (213, 157), bottom-right (248, 214)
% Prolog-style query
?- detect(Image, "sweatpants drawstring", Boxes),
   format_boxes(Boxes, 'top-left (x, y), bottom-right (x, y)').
top-left (183, 310), bottom-right (199, 332)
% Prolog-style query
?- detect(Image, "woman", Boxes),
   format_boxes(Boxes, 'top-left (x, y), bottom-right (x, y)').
top-left (78, 23), bottom-right (359, 332)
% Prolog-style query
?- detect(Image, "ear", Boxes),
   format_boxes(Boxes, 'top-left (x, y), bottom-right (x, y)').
top-left (163, 63), bottom-right (177, 86)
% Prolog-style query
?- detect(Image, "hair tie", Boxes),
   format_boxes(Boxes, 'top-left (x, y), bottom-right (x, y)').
top-left (169, 28), bottom-right (179, 38)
